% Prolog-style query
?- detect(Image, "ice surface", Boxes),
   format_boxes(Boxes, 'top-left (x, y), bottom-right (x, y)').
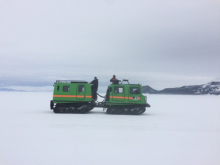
top-left (0, 92), bottom-right (220, 165)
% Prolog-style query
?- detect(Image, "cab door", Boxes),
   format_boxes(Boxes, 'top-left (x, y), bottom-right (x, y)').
top-left (76, 85), bottom-right (85, 100)
top-left (112, 86), bottom-right (124, 102)
top-left (129, 87), bottom-right (141, 103)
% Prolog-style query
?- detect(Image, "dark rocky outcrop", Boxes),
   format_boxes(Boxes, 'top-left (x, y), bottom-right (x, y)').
top-left (142, 82), bottom-right (220, 95)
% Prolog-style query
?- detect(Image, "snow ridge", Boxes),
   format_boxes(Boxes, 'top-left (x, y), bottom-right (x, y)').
top-left (142, 82), bottom-right (220, 95)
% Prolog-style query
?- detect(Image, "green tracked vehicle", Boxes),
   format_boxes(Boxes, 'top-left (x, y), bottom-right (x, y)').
top-left (50, 79), bottom-right (150, 114)
top-left (103, 79), bottom-right (150, 114)
top-left (50, 80), bottom-right (94, 113)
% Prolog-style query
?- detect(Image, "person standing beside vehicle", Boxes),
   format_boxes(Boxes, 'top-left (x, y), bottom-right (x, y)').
top-left (90, 77), bottom-right (98, 100)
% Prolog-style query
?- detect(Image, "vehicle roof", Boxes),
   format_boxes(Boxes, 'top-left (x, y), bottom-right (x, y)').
top-left (55, 80), bottom-right (88, 83)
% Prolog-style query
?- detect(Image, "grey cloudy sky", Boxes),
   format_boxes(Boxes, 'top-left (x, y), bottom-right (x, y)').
top-left (0, 0), bottom-right (220, 91)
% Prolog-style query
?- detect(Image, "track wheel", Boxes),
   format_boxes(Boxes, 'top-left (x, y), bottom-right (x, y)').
top-left (53, 107), bottom-right (59, 113)
top-left (106, 108), bottom-right (112, 114)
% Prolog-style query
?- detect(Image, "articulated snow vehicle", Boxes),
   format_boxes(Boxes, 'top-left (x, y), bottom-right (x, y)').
top-left (50, 79), bottom-right (150, 115)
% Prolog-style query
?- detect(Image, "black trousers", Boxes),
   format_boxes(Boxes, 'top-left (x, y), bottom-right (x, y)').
top-left (92, 87), bottom-right (98, 100)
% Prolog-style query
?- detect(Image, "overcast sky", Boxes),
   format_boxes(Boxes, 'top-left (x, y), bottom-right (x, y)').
top-left (0, 0), bottom-right (220, 91)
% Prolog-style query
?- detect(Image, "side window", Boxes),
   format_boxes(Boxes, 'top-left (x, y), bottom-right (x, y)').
top-left (63, 86), bottom-right (70, 92)
top-left (57, 86), bottom-right (60, 91)
top-left (114, 87), bottom-right (124, 94)
top-left (130, 87), bottom-right (140, 94)
top-left (78, 85), bottom-right (85, 92)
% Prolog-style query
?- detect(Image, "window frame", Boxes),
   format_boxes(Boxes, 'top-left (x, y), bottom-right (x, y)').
top-left (130, 87), bottom-right (140, 94)
top-left (62, 86), bottom-right (70, 92)
top-left (114, 86), bottom-right (124, 94)
top-left (78, 85), bottom-right (85, 92)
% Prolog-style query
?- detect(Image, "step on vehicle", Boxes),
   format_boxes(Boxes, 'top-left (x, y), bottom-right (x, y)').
top-left (50, 79), bottom-right (151, 114)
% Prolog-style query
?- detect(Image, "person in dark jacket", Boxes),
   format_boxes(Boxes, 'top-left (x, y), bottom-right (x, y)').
top-left (90, 77), bottom-right (98, 100)
top-left (110, 75), bottom-right (119, 84)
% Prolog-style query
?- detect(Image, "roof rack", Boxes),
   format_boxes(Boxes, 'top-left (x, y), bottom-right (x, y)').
top-left (56, 80), bottom-right (88, 83)
top-left (121, 78), bottom-right (130, 84)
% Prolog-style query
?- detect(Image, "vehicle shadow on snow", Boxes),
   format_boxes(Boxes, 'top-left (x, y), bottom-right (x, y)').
top-left (88, 111), bottom-right (154, 116)
top-left (43, 109), bottom-right (153, 116)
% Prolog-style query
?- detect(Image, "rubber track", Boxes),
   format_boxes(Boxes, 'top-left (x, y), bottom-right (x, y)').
top-left (106, 106), bottom-right (145, 115)
top-left (53, 105), bottom-right (93, 114)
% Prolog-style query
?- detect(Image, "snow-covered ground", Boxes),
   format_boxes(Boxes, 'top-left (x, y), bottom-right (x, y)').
top-left (0, 92), bottom-right (220, 165)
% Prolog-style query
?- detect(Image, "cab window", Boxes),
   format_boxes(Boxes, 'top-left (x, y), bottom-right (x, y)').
top-left (114, 87), bottom-right (124, 94)
top-left (130, 87), bottom-right (140, 94)
top-left (63, 86), bottom-right (70, 92)
top-left (78, 85), bottom-right (85, 92)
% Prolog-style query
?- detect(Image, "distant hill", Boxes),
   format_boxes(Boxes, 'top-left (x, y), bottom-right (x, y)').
top-left (142, 82), bottom-right (220, 95)
top-left (142, 85), bottom-right (157, 93)
top-left (0, 88), bottom-right (26, 92)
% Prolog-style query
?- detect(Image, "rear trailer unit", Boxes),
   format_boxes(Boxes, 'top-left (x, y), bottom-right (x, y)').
top-left (50, 80), bottom-right (94, 113)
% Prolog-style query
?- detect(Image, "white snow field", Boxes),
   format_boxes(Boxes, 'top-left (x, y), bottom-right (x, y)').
top-left (0, 92), bottom-right (220, 165)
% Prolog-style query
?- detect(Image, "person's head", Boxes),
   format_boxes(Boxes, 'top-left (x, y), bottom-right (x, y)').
top-left (113, 75), bottom-right (116, 79)
top-left (94, 77), bottom-right (97, 80)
